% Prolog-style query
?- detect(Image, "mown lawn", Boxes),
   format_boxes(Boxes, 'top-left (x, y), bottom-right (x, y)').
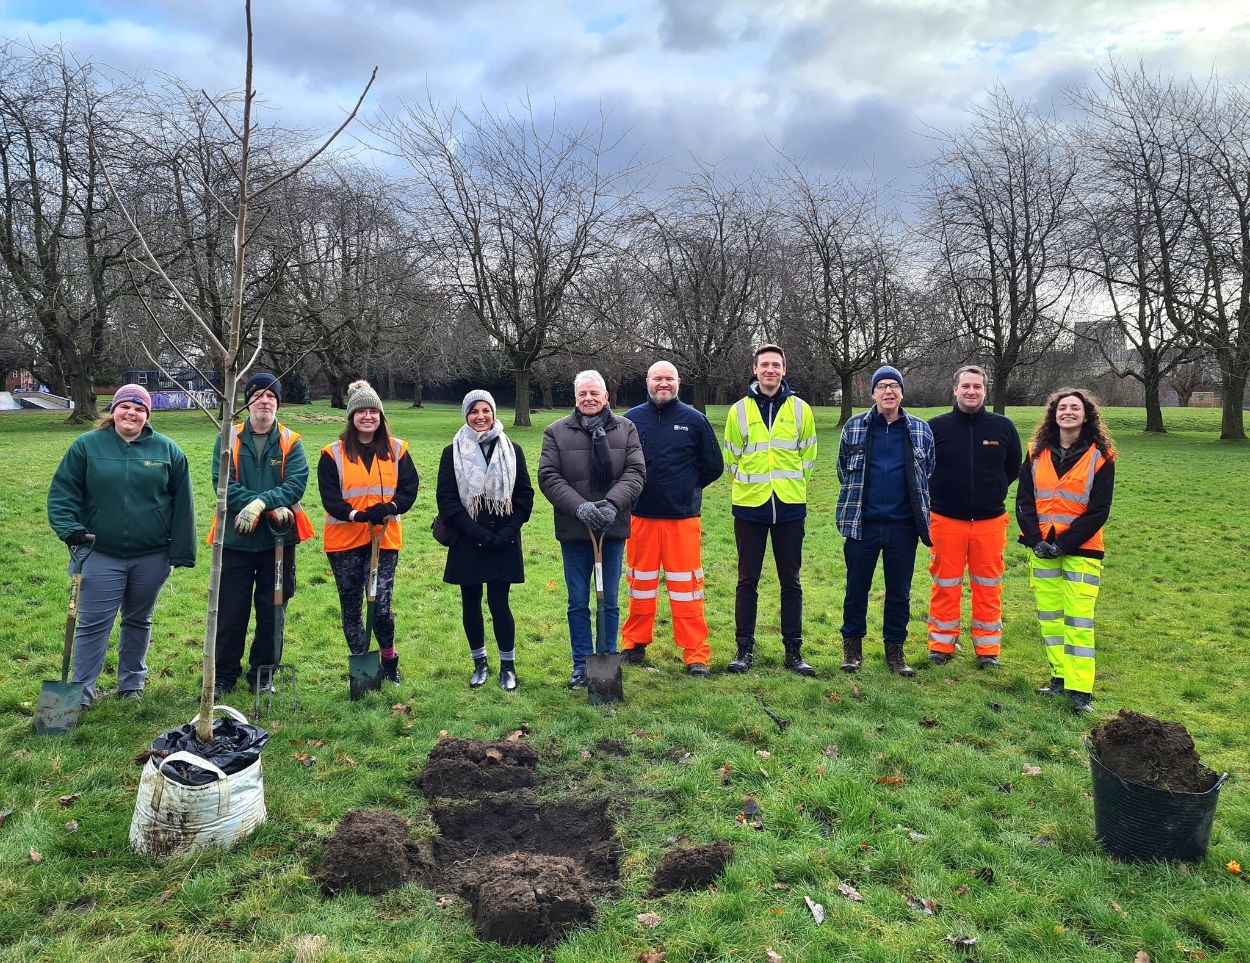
top-left (0, 400), bottom-right (1247, 963)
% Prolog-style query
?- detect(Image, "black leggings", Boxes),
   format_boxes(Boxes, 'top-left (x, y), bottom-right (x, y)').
top-left (461, 582), bottom-right (515, 660)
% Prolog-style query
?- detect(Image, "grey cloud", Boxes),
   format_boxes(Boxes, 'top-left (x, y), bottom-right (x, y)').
top-left (657, 0), bottom-right (730, 52)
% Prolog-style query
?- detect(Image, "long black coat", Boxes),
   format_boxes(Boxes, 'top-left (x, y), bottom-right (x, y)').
top-left (436, 439), bottom-right (534, 585)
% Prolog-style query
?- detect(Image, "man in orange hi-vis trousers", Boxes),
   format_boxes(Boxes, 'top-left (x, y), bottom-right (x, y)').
top-left (622, 362), bottom-right (724, 676)
top-left (926, 366), bottom-right (1022, 669)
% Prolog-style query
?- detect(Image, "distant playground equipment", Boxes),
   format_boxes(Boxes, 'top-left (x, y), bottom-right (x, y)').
top-left (1, 390), bottom-right (73, 413)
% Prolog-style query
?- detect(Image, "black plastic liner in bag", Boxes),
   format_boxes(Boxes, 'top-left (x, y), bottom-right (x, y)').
top-left (149, 717), bottom-right (270, 786)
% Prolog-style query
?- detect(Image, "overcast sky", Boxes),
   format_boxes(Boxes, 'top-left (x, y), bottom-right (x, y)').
top-left (5, 0), bottom-right (1250, 189)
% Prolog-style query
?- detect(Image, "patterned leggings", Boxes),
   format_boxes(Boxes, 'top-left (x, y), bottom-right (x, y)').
top-left (327, 546), bottom-right (399, 656)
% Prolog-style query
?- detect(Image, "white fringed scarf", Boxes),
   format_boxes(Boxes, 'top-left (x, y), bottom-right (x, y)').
top-left (452, 421), bottom-right (515, 519)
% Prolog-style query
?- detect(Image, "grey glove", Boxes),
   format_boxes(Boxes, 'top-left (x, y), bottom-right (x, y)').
top-left (1032, 541), bottom-right (1060, 559)
top-left (593, 499), bottom-right (617, 530)
top-left (575, 501), bottom-right (604, 530)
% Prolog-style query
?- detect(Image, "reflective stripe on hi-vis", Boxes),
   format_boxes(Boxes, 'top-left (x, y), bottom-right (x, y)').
top-left (1033, 567), bottom-right (1061, 578)
top-left (978, 634), bottom-right (1002, 644)
top-left (628, 588), bottom-right (659, 599)
top-left (664, 569), bottom-right (694, 582)
top-left (1038, 512), bottom-right (1077, 525)
top-left (728, 466), bottom-right (773, 483)
top-left (627, 567), bottom-right (660, 580)
top-left (1043, 635), bottom-right (1064, 648)
top-left (931, 574), bottom-right (962, 587)
top-left (930, 618), bottom-right (960, 631)
top-left (1065, 644), bottom-right (1096, 658)
top-left (772, 469), bottom-right (805, 480)
top-left (667, 589), bottom-right (705, 602)
top-left (970, 573), bottom-right (1003, 586)
top-left (1063, 570), bottom-right (1101, 586)
top-left (928, 631), bottom-right (956, 644)
top-left (972, 619), bottom-right (1003, 631)
top-left (1064, 616), bottom-right (1095, 628)
top-left (1037, 609), bottom-right (1063, 620)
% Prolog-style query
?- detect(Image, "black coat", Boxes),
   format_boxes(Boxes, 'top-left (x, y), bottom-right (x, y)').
top-left (436, 439), bottom-right (534, 585)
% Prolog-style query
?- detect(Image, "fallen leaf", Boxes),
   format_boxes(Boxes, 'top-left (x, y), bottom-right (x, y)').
top-left (0, 809), bottom-right (12, 827)
top-left (1134, 953), bottom-right (1152, 963)
top-left (505, 729), bottom-right (526, 742)
top-left (58, 793), bottom-right (81, 807)
top-left (946, 934), bottom-right (978, 952)
top-left (773, 882), bottom-right (790, 890)
top-left (1022, 765), bottom-right (1042, 776)
top-left (837, 881), bottom-right (863, 902)
top-left (436, 895), bottom-right (456, 908)
top-left (437, 729), bottom-right (449, 739)
top-left (769, 906), bottom-right (784, 916)
top-left (14, 749), bottom-right (31, 759)
top-left (307, 739), bottom-right (326, 748)
top-left (158, 889), bottom-right (176, 902)
top-left (638, 948), bottom-right (667, 963)
top-left (546, 579), bottom-right (558, 590)
top-left (759, 767), bottom-right (770, 778)
top-left (293, 752), bottom-right (316, 768)
top-left (864, 729), bottom-right (876, 740)
top-left (907, 897), bottom-right (938, 915)
top-left (391, 703), bottom-right (411, 714)
top-left (756, 750), bottom-right (771, 760)
top-left (579, 750), bottom-right (592, 759)
top-left (823, 745), bottom-right (839, 758)
top-left (919, 717), bottom-right (939, 729)
top-left (955, 884), bottom-right (969, 896)
top-left (907, 830), bottom-right (929, 843)
top-left (1178, 862), bottom-right (1191, 876)
top-left (676, 752), bottom-right (694, 765)
top-left (877, 775), bottom-right (903, 785)
top-left (29, 847), bottom-right (43, 864)
top-left (851, 684), bottom-right (862, 699)
top-left (1110, 900), bottom-right (1126, 916)
top-left (828, 691), bottom-right (839, 703)
top-left (765, 950), bottom-right (783, 963)
top-left (637, 911), bottom-right (662, 928)
top-left (65, 819), bottom-right (78, 833)
top-left (803, 895), bottom-right (825, 924)
top-left (1181, 950), bottom-right (1207, 961)
top-left (485, 747), bottom-right (503, 761)
top-left (1053, 925), bottom-right (1064, 934)
top-left (1228, 860), bottom-right (1242, 874)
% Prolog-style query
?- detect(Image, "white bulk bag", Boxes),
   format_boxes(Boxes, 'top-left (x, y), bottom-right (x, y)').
top-left (130, 705), bottom-right (267, 859)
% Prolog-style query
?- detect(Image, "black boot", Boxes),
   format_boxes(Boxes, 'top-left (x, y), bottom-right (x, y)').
top-left (840, 637), bottom-right (863, 673)
top-left (1071, 691), bottom-right (1095, 715)
top-left (884, 642), bottom-right (914, 677)
top-left (783, 640), bottom-right (816, 677)
top-left (498, 660), bottom-right (517, 692)
top-left (1036, 677), bottom-right (1065, 696)
top-left (469, 657), bottom-right (490, 689)
top-left (381, 655), bottom-right (402, 685)
top-left (726, 637), bottom-right (754, 674)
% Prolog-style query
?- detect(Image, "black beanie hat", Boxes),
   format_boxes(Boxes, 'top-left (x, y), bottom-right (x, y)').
top-left (244, 372), bottom-right (281, 405)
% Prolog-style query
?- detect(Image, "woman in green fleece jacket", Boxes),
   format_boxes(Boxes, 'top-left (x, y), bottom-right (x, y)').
top-left (46, 384), bottom-right (196, 709)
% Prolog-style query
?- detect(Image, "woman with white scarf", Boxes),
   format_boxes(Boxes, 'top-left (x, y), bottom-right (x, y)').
top-left (436, 390), bottom-right (535, 690)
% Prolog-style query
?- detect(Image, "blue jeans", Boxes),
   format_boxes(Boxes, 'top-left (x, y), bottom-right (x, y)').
top-left (561, 538), bottom-right (625, 670)
top-left (841, 522), bottom-right (919, 643)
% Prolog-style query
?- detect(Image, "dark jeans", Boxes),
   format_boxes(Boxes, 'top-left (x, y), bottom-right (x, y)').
top-left (217, 546), bottom-right (296, 689)
top-left (734, 517), bottom-right (805, 642)
top-left (461, 582), bottom-right (516, 660)
top-left (841, 521), bottom-right (919, 643)
top-left (561, 537), bottom-right (625, 671)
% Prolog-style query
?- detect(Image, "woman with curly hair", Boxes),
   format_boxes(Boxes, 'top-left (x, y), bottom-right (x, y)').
top-left (1016, 389), bottom-right (1116, 715)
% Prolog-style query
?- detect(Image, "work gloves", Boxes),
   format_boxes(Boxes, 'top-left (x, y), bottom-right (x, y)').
top-left (575, 500), bottom-right (617, 532)
top-left (268, 506), bottom-right (293, 526)
top-left (1032, 541), bottom-right (1060, 559)
top-left (234, 498), bottom-right (266, 534)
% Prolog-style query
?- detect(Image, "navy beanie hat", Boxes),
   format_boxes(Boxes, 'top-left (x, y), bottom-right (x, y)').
top-left (244, 372), bottom-right (281, 405)
top-left (871, 365), bottom-right (904, 391)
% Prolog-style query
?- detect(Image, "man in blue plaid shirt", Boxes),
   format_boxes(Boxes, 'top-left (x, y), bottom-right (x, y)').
top-left (835, 365), bottom-right (935, 677)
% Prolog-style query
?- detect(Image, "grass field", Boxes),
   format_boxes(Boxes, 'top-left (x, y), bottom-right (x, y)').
top-left (0, 400), bottom-right (1247, 963)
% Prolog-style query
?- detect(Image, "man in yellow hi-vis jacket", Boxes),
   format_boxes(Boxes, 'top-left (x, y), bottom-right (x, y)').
top-left (723, 344), bottom-right (818, 676)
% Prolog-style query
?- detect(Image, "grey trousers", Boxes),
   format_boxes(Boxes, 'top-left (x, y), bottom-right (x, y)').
top-left (71, 549), bottom-right (170, 705)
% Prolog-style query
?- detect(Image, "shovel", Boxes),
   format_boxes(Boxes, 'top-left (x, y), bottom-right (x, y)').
top-left (33, 535), bottom-right (95, 735)
top-left (348, 522), bottom-right (384, 700)
top-left (255, 515), bottom-right (296, 716)
top-left (585, 527), bottom-right (623, 705)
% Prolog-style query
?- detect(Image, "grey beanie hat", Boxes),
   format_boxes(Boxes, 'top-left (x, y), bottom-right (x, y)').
top-left (461, 389), bottom-right (497, 420)
top-left (345, 379), bottom-right (384, 416)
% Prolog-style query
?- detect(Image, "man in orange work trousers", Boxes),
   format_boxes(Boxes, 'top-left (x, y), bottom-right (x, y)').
top-left (621, 361), bottom-right (724, 675)
top-left (926, 365), bottom-right (1022, 668)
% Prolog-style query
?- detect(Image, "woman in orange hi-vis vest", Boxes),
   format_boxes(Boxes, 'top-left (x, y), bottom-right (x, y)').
top-left (1016, 389), bottom-right (1116, 716)
top-left (317, 381), bottom-right (419, 684)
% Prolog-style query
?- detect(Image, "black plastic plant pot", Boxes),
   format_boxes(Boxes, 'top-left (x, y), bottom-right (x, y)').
top-left (1088, 741), bottom-right (1229, 863)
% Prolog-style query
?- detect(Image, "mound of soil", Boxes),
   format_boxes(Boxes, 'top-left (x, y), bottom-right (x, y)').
top-left (423, 794), bottom-right (621, 892)
top-left (647, 842), bottom-right (735, 896)
top-left (1091, 710), bottom-right (1218, 793)
top-left (418, 738), bottom-right (539, 798)
top-left (465, 853), bottom-right (597, 946)
top-left (594, 738), bottom-right (630, 757)
top-left (314, 809), bottom-right (421, 895)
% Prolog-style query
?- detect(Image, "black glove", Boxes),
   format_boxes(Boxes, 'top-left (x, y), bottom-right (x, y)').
top-left (471, 525), bottom-right (499, 546)
top-left (362, 504), bottom-right (392, 524)
top-left (1032, 541), bottom-right (1060, 559)
top-left (66, 531), bottom-right (91, 546)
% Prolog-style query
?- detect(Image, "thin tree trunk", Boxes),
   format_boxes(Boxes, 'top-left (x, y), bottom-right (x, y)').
top-left (689, 377), bottom-right (708, 413)
top-left (540, 377), bottom-right (554, 410)
top-left (513, 367), bottom-right (532, 427)
top-left (411, 373), bottom-right (423, 407)
top-left (839, 370), bottom-right (854, 425)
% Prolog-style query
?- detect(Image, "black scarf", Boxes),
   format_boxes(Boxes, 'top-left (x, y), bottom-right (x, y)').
top-left (575, 408), bottom-right (614, 496)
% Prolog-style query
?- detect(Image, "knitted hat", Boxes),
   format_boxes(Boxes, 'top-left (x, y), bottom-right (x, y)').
top-left (244, 372), bottom-right (281, 405)
top-left (461, 389), bottom-right (497, 420)
top-left (871, 365), bottom-right (904, 391)
top-left (346, 379), bottom-right (384, 416)
top-left (110, 383), bottom-right (151, 412)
